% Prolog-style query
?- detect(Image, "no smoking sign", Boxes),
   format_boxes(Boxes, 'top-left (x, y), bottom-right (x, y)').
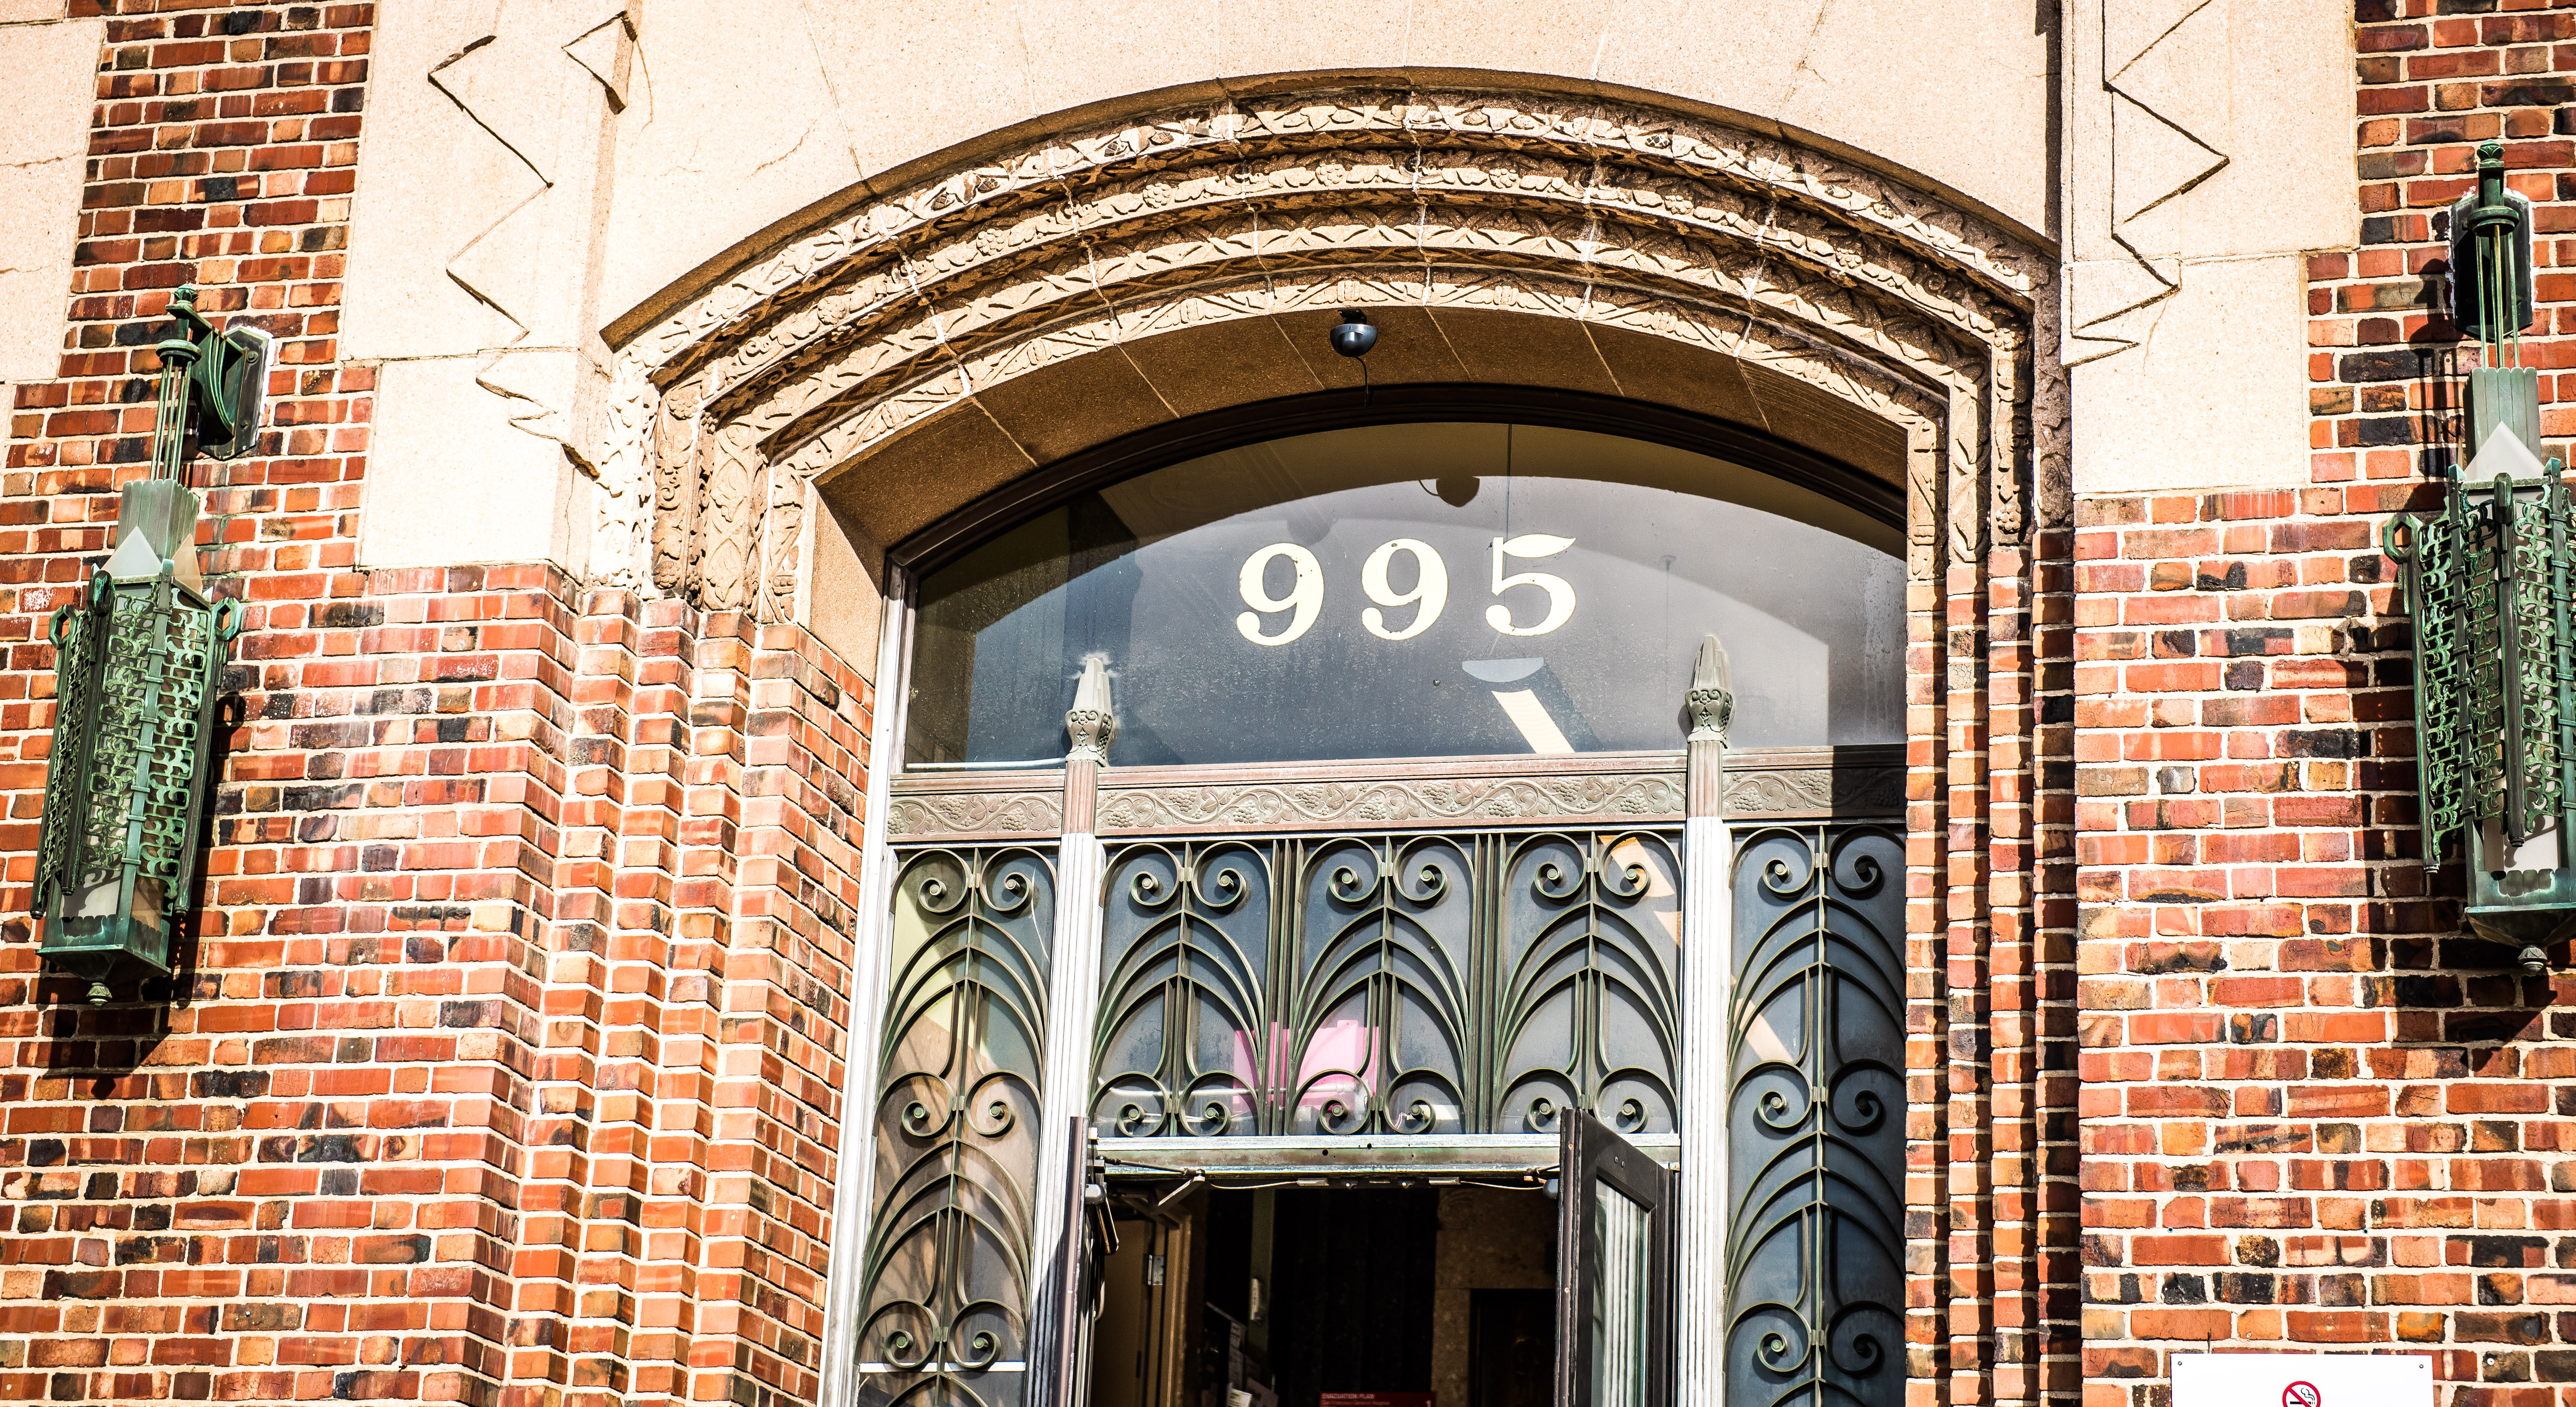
top-left (2173, 1355), bottom-right (2427, 1407)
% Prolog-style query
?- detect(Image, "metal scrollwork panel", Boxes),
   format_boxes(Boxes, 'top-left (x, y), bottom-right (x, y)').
top-left (1493, 830), bottom-right (1682, 1138)
top-left (1091, 828), bottom-right (1680, 1140)
top-left (33, 594), bottom-right (101, 906)
top-left (1092, 840), bottom-right (1276, 1139)
top-left (1726, 823), bottom-right (1906, 1407)
top-left (858, 845), bottom-right (1056, 1407)
top-left (47, 586), bottom-right (218, 908)
top-left (1286, 835), bottom-right (1477, 1137)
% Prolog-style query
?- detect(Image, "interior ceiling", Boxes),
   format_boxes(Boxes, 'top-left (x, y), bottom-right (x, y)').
top-left (817, 313), bottom-right (1913, 568)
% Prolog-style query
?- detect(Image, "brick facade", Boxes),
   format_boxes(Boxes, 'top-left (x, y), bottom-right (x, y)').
top-left (0, 7), bottom-right (870, 1404)
top-left (0, 3), bottom-right (2568, 1407)
top-left (2077, 3), bottom-right (2576, 1404)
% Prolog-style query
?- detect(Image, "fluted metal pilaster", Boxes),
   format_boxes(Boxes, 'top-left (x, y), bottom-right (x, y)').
top-left (1026, 659), bottom-right (1115, 1407)
top-left (1675, 634), bottom-right (1733, 1407)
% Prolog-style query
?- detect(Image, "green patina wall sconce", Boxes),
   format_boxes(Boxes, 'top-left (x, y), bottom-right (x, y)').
top-left (32, 285), bottom-right (261, 1003)
top-left (2385, 142), bottom-right (2569, 974)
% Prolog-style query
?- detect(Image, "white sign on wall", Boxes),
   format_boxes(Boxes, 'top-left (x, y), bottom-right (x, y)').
top-left (2173, 1354), bottom-right (2435, 1407)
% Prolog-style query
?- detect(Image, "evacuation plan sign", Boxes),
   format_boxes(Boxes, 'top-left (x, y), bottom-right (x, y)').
top-left (2172, 1355), bottom-right (2434, 1407)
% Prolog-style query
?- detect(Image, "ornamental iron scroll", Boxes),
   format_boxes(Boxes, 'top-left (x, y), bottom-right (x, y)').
top-left (857, 845), bottom-right (1056, 1407)
top-left (1725, 823), bottom-right (1906, 1407)
top-left (1089, 828), bottom-right (1680, 1140)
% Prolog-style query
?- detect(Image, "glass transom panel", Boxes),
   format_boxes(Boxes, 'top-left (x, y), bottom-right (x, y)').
top-left (908, 423), bottom-right (1903, 768)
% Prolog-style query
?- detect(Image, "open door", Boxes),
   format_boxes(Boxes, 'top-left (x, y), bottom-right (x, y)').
top-left (1556, 1111), bottom-right (1674, 1407)
top-left (1040, 1116), bottom-right (1119, 1407)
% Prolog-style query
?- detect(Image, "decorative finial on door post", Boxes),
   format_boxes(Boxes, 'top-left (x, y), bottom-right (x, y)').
top-left (1685, 633), bottom-right (1731, 820)
top-left (1065, 655), bottom-right (1117, 764)
top-left (1686, 634), bottom-right (1733, 745)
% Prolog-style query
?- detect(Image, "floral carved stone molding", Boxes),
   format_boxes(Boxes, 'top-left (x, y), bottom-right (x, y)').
top-left (883, 762), bottom-right (1903, 841)
top-left (1096, 772), bottom-right (1689, 834)
top-left (591, 85), bottom-right (2066, 618)
top-left (886, 790), bottom-right (1064, 840)
top-left (1720, 765), bottom-right (1904, 819)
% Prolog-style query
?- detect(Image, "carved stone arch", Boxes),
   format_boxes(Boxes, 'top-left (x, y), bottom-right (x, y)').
top-left (562, 76), bottom-right (2068, 1407)
top-left (587, 79), bottom-right (2059, 621)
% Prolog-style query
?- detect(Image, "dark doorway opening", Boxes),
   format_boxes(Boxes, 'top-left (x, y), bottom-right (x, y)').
top-left (1089, 1183), bottom-right (1556, 1407)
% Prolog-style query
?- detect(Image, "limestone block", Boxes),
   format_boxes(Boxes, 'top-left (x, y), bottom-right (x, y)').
top-left (1390, 0), bottom-right (1617, 86)
top-left (2063, 0), bottom-right (2351, 492)
top-left (1022, 0), bottom-right (1221, 118)
top-left (969, 346), bottom-right (1173, 469)
top-left (0, 15), bottom-right (101, 384)
top-left (347, 0), bottom-right (628, 572)
top-left (597, 0), bottom-right (2057, 336)
top-left (344, 0), bottom-right (625, 358)
top-left (2068, 253), bottom-right (2308, 494)
top-left (1210, 0), bottom-right (1408, 76)
top-left (361, 356), bottom-right (597, 573)
top-left (804, 0), bottom-right (1044, 181)
top-left (801, 491), bottom-right (884, 681)
top-left (1118, 319), bottom-right (1324, 419)
top-left (1597, 0), bottom-right (2052, 236)
top-left (0, 2), bottom-right (69, 22)
top-left (2066, 0), bottom-right (2351, 271)
top-left (815, 403), bottom-right (1035, 555)
top-left (595, 0), bottom-right (863, 334)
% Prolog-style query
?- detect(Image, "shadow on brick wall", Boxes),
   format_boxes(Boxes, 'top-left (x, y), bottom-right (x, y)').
top-left (2406, 337), bottom-right (2461, 481)
top-left (2389, 926), bottom-right (2573, 1076)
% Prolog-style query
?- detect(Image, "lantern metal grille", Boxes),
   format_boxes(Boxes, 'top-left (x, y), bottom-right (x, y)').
top-left (31, 284), bottom-right (259, 1001)
top-left (2384, 139), bottom-right (2574, 973)
top-left (34, 562), bottom-right (239, 996)
top-left (2392, 474), bottom-right (2576, 854)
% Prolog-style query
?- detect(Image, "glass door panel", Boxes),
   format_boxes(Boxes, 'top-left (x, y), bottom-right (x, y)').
top-left (1591, 1183), bottom-right (1653, 1407)
top-left (1556, 1111), bottom-right (1673, 1407)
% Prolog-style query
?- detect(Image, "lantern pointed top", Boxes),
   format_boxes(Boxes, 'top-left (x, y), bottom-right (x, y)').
top-left (2467, 426), bottom-right (2548, 484)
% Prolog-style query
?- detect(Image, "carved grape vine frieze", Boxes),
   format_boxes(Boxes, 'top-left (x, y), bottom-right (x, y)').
top-left (631, 89), bottom-right (2039, 374)
top-left (888, 791), bottom-right (1064, 839)
top-left (1720, 767), bottom-right (1905, 818)
top-left (881, 764), bottom-right (1902, 841)
top-left (689, 154), bottom-right (2013, 431)
top-left (1096, 773), bottom-right (1687, 833)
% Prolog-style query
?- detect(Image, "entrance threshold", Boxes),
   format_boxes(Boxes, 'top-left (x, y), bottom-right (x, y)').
top-left (1099, 1134), bottom-right (1679, 1178)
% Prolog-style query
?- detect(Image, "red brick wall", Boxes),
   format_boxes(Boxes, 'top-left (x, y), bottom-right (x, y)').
top-left (2077, 4), bottom-right (2576, 1404)
top-left (10, 3), bottom-right (2564, 1407)
top-left (0, 7), bottom-right (871, 1404)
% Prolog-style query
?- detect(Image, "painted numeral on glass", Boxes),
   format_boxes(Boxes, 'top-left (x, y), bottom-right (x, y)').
top-left (1236, 535), bottom-right (1575, 645)
top-left (1485, 534), bottom-right (1577, 637)
top-left (1237, 543), bottom-right (1324, 646)
top-left (1360, 538), bottom-right (1449, 641)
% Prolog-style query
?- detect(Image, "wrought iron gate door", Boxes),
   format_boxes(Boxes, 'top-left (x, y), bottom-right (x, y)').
top-left (856, 844), bottom-right (1057, 1407)
top-left (1723, 823), bottom-right (1907, 1407)
top-left (861, 752), bottom-right (1909, 1407)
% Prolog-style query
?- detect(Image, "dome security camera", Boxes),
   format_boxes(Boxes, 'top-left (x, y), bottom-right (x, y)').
top-left (1328, 309), bottom-right (1378, 358)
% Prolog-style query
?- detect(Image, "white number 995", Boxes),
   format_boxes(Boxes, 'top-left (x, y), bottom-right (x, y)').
top-left (1234, 535), bottom-right (1575, 646)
